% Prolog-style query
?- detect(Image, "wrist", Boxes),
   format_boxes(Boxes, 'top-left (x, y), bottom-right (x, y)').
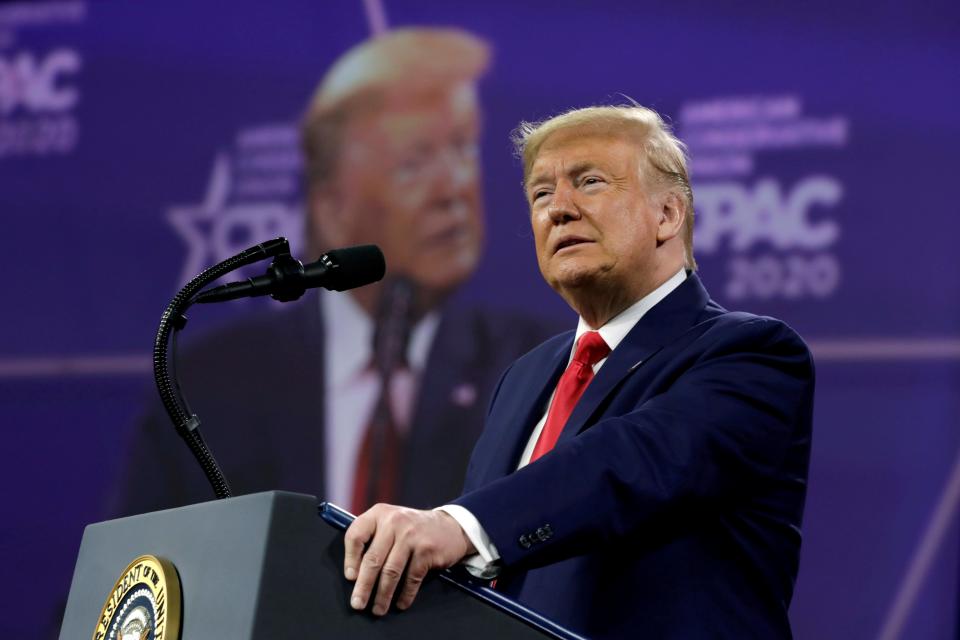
top-left (437, 509), bottom-right (476, 556)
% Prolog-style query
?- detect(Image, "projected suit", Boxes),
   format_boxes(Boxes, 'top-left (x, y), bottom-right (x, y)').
top-left (113, 291), bottom-right (555, 515)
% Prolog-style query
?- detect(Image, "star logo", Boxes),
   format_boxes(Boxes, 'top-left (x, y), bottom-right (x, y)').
top-left (166, 152), bottom-right (303, 288)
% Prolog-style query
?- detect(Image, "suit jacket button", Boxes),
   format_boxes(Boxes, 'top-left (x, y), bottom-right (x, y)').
top-left (518, 534), bottom-right (532, 549)
top-left (543, 524), bottom-right (553, 539)
top-left (535, 527), bottom-right (547, 542)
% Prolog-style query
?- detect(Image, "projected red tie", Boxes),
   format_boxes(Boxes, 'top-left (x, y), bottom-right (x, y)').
top-left (530, 331), bottom-right (610, 462)
top-left (350, 376), bottom-right (403, 515)
top-left (350, 278), bottom-right (414, 515)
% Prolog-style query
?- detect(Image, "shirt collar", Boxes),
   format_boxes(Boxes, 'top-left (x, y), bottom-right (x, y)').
top-left (574, 268), bottom-right (688, 353)
top-left (322, 290), bottom-right (440, 386)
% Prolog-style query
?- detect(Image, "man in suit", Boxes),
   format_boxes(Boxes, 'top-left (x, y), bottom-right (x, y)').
top-left (342, 104), bottom-right (814, 638)
top-left (112, 29), bottom-right (555, 517)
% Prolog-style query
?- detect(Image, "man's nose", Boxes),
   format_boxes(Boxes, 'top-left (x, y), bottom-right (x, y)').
top-left (547, 181), bottom-right (580, 224)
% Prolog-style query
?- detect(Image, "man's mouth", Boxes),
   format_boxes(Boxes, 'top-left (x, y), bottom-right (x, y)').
top-left (554, 236), bottom-right (592, 253)
top-left (425, 224), bottom-right (471, 246)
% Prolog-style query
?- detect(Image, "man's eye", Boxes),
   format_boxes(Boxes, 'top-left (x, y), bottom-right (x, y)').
top-left (532, 190), bottom-right (550, 201)
top-left (582, 176), bottom-right (603, 186)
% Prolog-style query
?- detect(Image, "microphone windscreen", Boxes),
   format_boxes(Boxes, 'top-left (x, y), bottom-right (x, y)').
top-left (324, 244), bottom-right (386, 291)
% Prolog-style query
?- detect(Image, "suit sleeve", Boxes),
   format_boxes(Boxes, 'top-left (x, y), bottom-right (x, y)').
top-left (453, 317), bottom-right (814, 569)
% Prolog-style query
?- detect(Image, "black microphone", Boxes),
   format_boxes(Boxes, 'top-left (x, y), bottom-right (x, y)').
top-left (195, 244), bottom-right (385, 304)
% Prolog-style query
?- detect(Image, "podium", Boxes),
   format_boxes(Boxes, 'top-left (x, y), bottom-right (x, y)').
top-left (59, 491), bottom-right (583, 639)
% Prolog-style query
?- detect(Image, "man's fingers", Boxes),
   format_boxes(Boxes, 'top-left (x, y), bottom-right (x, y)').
top-left (343, 506), bottom-right (470, 615)
top-left (371, 542), bottom-right (412, 616)
top-left (344, 510), bottom-right (377, 582)
top-left (350, 526), bottom-right (395, 611)
top-left (395, 557), bottom-right (429, 611)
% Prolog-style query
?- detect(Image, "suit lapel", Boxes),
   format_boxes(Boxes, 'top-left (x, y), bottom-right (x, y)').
top-left (501, 338), bottom-right (570, 477)
top-left (475, 333), bottom-right (572, 485)
top-left (555, 273), bottom-right (712, 447)
top-left (411, 306), bottom-right (477, 433)
top-left (398, 306), bottom-right (482, 502)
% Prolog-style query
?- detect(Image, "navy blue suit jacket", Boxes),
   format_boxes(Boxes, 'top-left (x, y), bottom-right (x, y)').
top-left (454, 274), bottom-right (814, 639)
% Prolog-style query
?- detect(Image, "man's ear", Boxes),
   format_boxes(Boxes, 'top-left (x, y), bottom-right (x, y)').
top-left (307, 185), bottom-right (350, 249)
top-left (656, 190), bottom-right (686, 244)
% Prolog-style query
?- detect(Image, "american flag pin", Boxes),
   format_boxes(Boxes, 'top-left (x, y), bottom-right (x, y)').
top-left (451, 383), bottom-right (477, 407)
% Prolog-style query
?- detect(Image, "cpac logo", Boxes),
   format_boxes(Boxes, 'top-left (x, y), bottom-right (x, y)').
top-left (694, 175), bottom-right (844, 300)
top-left (168, 154), bottom-right (302, 288)
top-left (695, 176), bottom-right (842, 254)
top-left (0, 49), bottom-right (81, 115)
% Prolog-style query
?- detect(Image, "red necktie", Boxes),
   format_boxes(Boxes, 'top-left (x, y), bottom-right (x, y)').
top-left (350, 375), bottom-right (403, 514)
top-left (530, 331), bottom-right (610, 462)
top-left (350, 278), bottom-right (414, 514)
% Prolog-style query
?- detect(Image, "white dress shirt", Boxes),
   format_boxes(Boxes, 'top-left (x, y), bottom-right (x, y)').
top-left (322, 289), bottom-right (440, 507)
top-left (439, 268), bottom-right (688, 575)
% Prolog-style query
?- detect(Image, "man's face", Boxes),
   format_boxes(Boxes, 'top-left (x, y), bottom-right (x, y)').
top-left (526, 128), bottom-right (665, 306)
top-left (314, 83), bottom-right (484, 299)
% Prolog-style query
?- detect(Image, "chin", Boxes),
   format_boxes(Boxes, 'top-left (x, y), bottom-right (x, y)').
top-left (548, 263), bottom-right (605, 289)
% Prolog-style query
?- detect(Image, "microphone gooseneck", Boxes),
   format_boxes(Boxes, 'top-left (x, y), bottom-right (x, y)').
top-left (153, 237), bottom-right (293, 500)
top-left (153, 237), bottom-right (385, 500)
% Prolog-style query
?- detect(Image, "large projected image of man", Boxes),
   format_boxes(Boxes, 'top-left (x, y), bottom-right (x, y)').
top-left (340, 105), bottom-right (815, 638)
top-left (112, 29), bottom-right (554, 517)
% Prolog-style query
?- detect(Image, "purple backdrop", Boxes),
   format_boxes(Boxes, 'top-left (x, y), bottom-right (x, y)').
top-left (2, 1), bottom-right (959, 638)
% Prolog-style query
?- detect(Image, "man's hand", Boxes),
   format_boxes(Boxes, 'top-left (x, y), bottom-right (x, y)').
top-left (344, 504), bottom-right (475, 615)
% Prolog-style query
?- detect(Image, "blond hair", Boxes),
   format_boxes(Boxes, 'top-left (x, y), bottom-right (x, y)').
top-left (300, 27), bottom-right (490, 190)
top-left (513, 104), bottom-right (696, 270)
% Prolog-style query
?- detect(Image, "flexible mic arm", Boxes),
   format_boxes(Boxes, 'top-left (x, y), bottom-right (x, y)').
top-left (153, 237), bottom-right (292, 499)
top-left (156, 237), bottom-right (385, 499)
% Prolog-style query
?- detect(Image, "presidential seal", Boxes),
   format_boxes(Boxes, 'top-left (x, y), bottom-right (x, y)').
top-left (92, 555), bottom-right (181, 640)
